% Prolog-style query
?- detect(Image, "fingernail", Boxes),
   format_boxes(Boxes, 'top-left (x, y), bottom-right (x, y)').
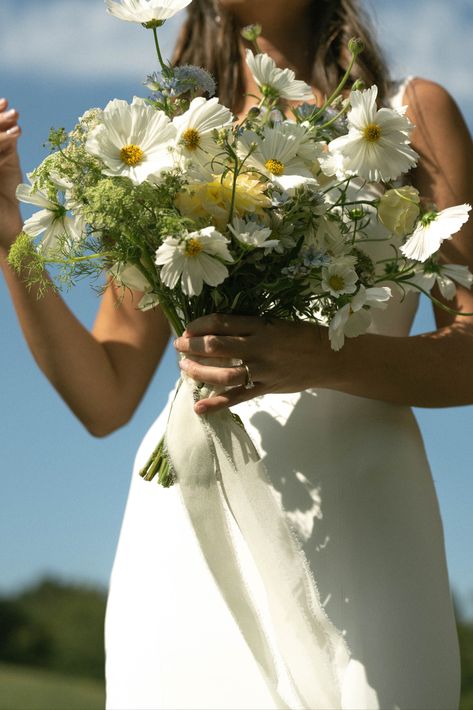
top-left (6, 126), bottom-right (20, 135)
top-left (195, 403), bottom-right (207, 415)
top-left (179, 359), bottom-right (189, 370)
top-left (5, 108), bottom-right (16, 117)
top-left (0, 98), bottom-right (7, 106)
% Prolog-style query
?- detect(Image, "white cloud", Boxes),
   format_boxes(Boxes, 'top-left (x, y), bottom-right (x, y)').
top-left (0, 0), bottom-right (183, 80)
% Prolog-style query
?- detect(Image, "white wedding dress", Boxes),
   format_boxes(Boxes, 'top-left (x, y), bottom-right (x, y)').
top-left (104, 81), bottom-right (461, 710)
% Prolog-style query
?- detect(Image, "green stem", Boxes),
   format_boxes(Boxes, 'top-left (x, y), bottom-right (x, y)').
top-left (152, 26), bottom-right (167, 72)
top-left (310, 52), bottom-right (358, 122)
top-left (384, 281), bottom-right (473, 316)
top-left (45, 252), bottom-right (112, 266)
top-left (317, 103), bottom-right (349, 131)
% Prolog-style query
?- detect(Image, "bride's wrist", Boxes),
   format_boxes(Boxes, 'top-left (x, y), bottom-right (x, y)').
top-left (308, 324), bottom-right (346, 391)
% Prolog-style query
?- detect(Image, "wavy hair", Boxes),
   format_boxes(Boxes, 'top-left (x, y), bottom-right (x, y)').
top-left (172, 0), bottom-right (391, 110)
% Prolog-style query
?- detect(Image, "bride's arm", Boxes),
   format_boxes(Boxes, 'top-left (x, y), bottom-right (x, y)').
top-left (0, 103), bottom-right (170, 436)
top-left (174, 79), bottom-right (473, 412)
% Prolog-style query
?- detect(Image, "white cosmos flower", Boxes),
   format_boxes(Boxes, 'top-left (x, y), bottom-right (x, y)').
top-left (278, 121), bottom-right (324, 165)
top-left (228, 216), bottom-right (279, 251)
top-left (329, 285), bottom-right (392, 351)
top-left (237, 125), bottom-right (313, 190)
top-left (407, 263), bottom-right (473, 300)
top-left (173, 97), bottom-right (233, 170)
top-left (105, 0), bottom-right (192, 24)
top-left (155, 226), bottom-right (233, 296)
top-left (325, 85), bottom-right (419, 182)
top-left (321, 262), bottom-right (358, 297)
top-left (400, 204), bottom-right (471, 262)
top-left (85, 97), bottom-right (176, 185)
top-left (16, 182), bottom-right (83, 255)
top-left (245, 50), bottom-right (314, 101)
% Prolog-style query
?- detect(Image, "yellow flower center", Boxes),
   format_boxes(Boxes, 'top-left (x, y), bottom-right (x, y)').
top-left (120, 144), bottom-right (145, 166)
top-left (329, 274), bottom-right (345, 291)
top-left (265, 158), bottom-right (285, 176)
top-left (184, 238), bottom-right (203, 257)
top-left (181, 128), bottom-right (201, 151)
top-left (363, 123), bottom-right (382, 142)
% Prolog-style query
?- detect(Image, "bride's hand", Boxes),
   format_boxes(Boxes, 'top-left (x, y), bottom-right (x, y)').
top-left (0, 99), bottom-right (23, 249)
top-left (174, 313), bottom-right (334, 414)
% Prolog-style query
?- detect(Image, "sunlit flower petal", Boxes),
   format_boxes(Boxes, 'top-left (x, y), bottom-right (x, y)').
top-left (400, 204), bottom-right (471, 262)
top-left (245, 50), bottom-right (314, 101)
top-left (326, 85), bottom-right (418, 182)
top-left (85, 97), bottom-right (176, 185)
top-left (155, 227), bottom-right (233, 296)
top-left (105, 0), bottom-right (192, 24)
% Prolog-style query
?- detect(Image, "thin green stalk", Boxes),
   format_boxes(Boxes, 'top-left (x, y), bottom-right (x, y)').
top-left (152, 26), bottom-right (167, 72)
top-left (317, 104), bottom-right (349, 131)
top-left (310, 52), bottom-right (358, 122)
top-left (45, 251), bottom-right (112, 266)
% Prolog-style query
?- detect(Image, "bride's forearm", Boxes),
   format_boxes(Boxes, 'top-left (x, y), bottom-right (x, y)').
top-left (325, 324), bottom-right (473, 407)
top-left (0, 243), bottom-right (162, 435)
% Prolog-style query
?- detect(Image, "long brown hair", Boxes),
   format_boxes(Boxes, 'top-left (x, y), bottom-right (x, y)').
top-left (172, 0), bottom-right (391, 111)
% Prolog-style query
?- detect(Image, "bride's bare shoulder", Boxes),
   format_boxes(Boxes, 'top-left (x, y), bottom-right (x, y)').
top-left (403, 77), bottom-right (470, 146)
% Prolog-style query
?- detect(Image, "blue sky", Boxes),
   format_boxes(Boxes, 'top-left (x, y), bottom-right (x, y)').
top-left (1, 0), bottom-right (473, 617)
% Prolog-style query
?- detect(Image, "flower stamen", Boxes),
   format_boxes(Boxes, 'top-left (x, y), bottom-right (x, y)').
top-left (181, 128), bottom-right (201, 151)
top-left (120, 144), bottom-right (145, 166)
top-left (265, 158), bottom-right (285, 176)
top-left (329, 275), bottom-right (346, 291)
top-left (184, 238), bottom-right (204, 257)
top-left (363, 123), bottom-right (382, 142)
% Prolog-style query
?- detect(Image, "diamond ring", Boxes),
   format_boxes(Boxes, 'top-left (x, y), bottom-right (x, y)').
top-left (242, 363), bottom-right (255, 390)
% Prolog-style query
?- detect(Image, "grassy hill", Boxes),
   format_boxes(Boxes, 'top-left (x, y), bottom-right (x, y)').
top-left (0, 663), bottom-right (104, 710)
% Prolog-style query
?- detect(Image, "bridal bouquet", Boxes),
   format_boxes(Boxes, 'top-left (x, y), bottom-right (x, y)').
top-left (9, 0), bottom-right (472, 489)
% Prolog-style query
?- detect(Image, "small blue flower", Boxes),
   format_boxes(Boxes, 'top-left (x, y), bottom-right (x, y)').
top-left (300, 245), bottom-right (330, 268)
top-left (145, 65), bottom-right (216, 100)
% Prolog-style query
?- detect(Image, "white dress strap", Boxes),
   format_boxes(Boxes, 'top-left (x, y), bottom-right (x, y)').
top-left (387, 76), bottom-right (415, 110)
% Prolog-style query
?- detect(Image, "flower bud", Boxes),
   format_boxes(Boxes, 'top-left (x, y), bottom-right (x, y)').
top-left (349, 207), bottom-right (365, 220)
top-left (348, 37), bottom-right (365, 57)
top-left (378, 187), bottom-right (421, 237)
top-left (241, 24), bottom-right (262, 42)
top-left (351, 79), bottom-right (365, 92)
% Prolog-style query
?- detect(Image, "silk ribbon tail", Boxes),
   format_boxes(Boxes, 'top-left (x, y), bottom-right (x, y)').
top-left (166, 378), bottom-right (350, 709)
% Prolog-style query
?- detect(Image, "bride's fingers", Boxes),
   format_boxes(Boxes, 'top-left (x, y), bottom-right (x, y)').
top-left (184, 313), bottom-right (259, 337)
top-left (194, 383), bottom-right (266, 415)
top-left (0, 128), bottom-right (21, 157)
top-left (174, 333), bottom-right (249, 358)
top-left (179, 359), bottom-right (252, 388)
top-left (0, 108), bottom-right (19, 130)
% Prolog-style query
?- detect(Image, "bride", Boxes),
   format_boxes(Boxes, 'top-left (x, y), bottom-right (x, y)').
top-left (1, 0), bottom-right (472, 708)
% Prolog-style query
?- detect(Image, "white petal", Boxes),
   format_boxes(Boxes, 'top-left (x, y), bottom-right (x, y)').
top-left (23, 210), bottom-right (54, 237)
top-left (16, 184), bottom-right (55, 209)
top-left (437, 275), bottom-right (457, 300)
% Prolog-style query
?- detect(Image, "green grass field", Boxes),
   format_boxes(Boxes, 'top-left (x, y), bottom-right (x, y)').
top-left (0, 663), bottom-right (105, 710)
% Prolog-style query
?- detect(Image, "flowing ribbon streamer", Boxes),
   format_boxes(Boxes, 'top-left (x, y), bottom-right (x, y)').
top-left (165, 377), bottom-right (350, 709)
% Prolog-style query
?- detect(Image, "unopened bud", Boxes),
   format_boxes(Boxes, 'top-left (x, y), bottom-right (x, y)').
top-left (351, 79), bottom-right (366, 92)
top-left (348, 37), bottom-right (365, 56)
top-left (241, 24), bottom-right (262, 42)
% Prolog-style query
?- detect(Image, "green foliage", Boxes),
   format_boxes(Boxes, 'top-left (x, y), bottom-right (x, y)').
top-left (0, 578), bottom-right (106, 681)
top-left (7, 233), bottom-right (54, 297)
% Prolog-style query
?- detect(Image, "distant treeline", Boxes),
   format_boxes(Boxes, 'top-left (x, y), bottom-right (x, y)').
top-left (0, 578), bottom-right (106, 680)
top-left (0, 578), bottom-right (473, 707)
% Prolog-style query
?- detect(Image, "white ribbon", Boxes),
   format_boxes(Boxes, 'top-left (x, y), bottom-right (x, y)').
top-left (165, 377), bottom-right (350, 709)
